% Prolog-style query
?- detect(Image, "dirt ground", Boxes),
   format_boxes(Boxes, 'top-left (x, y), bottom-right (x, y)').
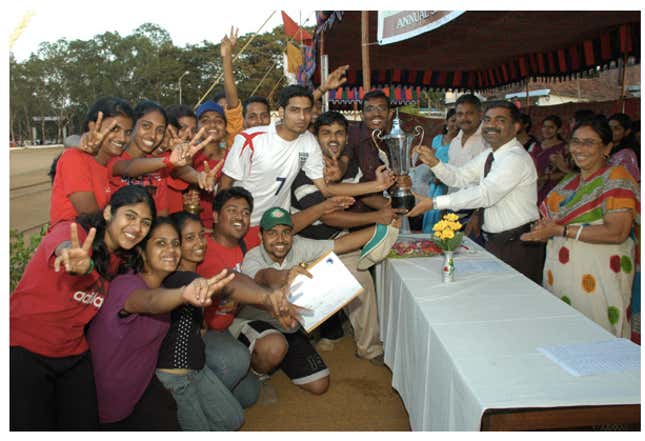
top-left (10, 146), bottom-right (64, 235)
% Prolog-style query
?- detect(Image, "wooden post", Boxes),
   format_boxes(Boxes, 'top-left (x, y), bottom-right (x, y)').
top-left (361, 11), bottom-right (371, 91)
top-left (619, 53), bottom-right (628, 113)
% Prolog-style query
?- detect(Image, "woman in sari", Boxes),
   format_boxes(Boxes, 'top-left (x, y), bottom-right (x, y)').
top-left (608, 113), bottom-right (640, 182)
top-left (420, 109), bottom-right (457, 232)
top-left (521, 116), bottom-right (640, 338)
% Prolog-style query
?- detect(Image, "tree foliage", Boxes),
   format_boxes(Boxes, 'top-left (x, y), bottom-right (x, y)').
top-left (9, 23), bottom-right (288, 144)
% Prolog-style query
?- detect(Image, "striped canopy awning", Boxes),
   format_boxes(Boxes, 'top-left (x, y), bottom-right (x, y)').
top-left (315, 11), bottom-right (640, 102)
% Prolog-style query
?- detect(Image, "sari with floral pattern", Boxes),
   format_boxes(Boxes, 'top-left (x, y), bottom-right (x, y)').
top-left (541, 165), bottom-right (640, 337)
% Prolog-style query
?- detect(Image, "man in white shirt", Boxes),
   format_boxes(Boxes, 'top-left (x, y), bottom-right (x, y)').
top-left (447, 94), bottom-right (489, 243)
top-left (220, 85), bottom-right (393, 249)
top-left (409, 101), bottom-right (544, 284)
top-left (448, 94), bottom-right (488, 170)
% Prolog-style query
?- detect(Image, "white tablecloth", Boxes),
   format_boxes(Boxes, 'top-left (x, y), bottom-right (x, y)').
top-left (375, 237), bottom-right (641, 431)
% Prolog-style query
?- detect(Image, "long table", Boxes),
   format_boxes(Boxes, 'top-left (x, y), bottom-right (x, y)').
top-left (375, 236), bottom-right (640, 431)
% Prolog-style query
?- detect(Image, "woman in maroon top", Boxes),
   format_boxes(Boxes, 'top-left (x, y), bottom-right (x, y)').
top-left (10, 185), bottom-right (155, 430)
top-left (531, 115), bottom-right (568, 204)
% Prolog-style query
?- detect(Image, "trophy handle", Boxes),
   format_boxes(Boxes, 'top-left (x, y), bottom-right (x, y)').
top-left (413, 126), bottom-right (425, 150)
top-left (371, 129), bottom-right (383, 148)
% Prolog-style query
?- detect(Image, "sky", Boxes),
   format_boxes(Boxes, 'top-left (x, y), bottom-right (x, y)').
top-left (7, 1), bottom-right (319, 61)
top-left (6, 0), bottom-right (628, 61)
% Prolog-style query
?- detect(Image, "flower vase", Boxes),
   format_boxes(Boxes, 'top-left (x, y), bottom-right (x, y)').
top-left (442, 251), bottom-right (455, 283)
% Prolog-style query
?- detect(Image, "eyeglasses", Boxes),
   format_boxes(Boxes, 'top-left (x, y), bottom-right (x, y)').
top-left (364, 105), bottom-right (388, 113)
top-left (569, 138), bottom-right (604, 148)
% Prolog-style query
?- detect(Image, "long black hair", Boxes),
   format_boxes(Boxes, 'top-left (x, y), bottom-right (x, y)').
top-left (543, 114), bottom-right (565, 142)
top-left (132, 216), bottom-right (180, 274)
top-left (170, 211), bottom-right (201, 234)
top-left (442, 108), bottom-right (456, 135)
top-left (134, 100), bottom-right (168, 126)
top-left (608, 113), bottom-right (640, 165)
top-left (76, 185), bottom-right (156, 280)
top-left (82, 97), bottom-right (134, 132)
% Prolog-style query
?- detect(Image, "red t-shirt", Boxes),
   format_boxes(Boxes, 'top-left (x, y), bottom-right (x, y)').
top-left (244, 225), bottom-right (262, 250)
top-left (197, 236), bottom-right (246, 330)
top-left (49, 148), bottom-right (112, 228)
top-left (10, 221), bottom-right (120, 357)
top-left (107, 151), bottom-right (169, 214)
top-left (193, 150), bottom-right (227, 228)
top-left (158, 151), bottom-right (190, 214)
top-left (165, 174), bottom-right (189, 214)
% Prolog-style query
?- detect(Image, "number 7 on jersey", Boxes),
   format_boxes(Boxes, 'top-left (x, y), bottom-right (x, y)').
top-left (275, 177), bottom-right (287, 195)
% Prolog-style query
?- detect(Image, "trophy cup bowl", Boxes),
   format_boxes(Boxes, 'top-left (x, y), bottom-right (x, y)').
top-left (184, 203), bottom-right (202, 216)
top-left (372, 110), bottom-right (424, 214)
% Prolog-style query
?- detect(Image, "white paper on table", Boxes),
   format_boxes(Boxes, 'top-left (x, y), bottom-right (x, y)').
top-left (537, 338), bottom-right (641, 376)
top-left (289, 251), bottom-right (364, 333)
top-left (454, 259), bottom-right (508, 275)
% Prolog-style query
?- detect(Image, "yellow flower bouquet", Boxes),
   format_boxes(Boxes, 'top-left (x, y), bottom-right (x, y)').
top-left (432, 213), bottom-right (464, 252)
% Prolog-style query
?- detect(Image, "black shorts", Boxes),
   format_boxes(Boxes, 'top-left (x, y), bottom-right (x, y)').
top-left (237, 320), bottom-right (329, 385)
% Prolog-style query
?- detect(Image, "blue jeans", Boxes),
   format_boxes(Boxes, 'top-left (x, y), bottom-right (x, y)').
top-left (202, 329), bottom-right (259, 408)
top-left (155, 367), bottom-right (243, 431)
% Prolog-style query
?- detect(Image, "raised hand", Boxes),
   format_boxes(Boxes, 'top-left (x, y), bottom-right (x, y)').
top-left (79, 111), bottom-right (118, 155)
top-left (182, 188), bottom-right (201, 207)
top-left (220, 26), bottom-right (239, 58)
top-left (321, 196), bottom-right (354, 214)
top-left (323, 64), bottom-right (350, 92)
top-left (396, 174), bottom-right (412, 190)
top-left (197, 159), bottom-right (224, 192)
top-left (323, 156), bottom-right (344, 183)
top-left (181, 269), bottom-right (236, 307)
top-left (549, 151), bottom-right (572, 173)
top-left (54, 223), bottom-right (96, 274)
top-left (414, 145), bottom-right (439, 167)
top-left (163, 125), bottom-right (184, 151)
top-left (169, 127), bottom-right (214, 168)
top-left (286, 264), bottom-right (313, 288)
top-left (375, 165), bottom-right (396, 191)
top-left (406, 192), bottom-right (433, 218)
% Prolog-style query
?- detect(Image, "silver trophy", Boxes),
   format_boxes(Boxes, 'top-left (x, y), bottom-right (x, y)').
top-left (372, 108), bottom-right (424, 213)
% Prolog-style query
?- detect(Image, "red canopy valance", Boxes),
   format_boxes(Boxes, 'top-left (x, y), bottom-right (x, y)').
top-left (315, 11), bottom-right (640, 95)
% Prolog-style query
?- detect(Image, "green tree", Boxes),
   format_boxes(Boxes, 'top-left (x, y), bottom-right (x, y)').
top-left (9, 23), bottom-right (291, 141)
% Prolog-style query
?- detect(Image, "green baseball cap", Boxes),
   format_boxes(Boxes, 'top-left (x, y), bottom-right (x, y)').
top-left (259, 207), bottom-right (293, 230)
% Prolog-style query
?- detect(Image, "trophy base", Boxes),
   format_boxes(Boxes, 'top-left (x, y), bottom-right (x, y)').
top-left (391, 194), bottom-right (416, 213)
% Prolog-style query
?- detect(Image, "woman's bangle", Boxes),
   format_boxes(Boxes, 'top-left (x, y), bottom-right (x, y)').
top-left (575, 225), bottom-right (585, 241)
top-left (562, 225), bottom-right (568, 238)
top-left (162, 155), bottom-right (175, 171)
top-left (84, 258), bottom-right (95, 275)
top-left (317, 86), bottom-right (327, 95)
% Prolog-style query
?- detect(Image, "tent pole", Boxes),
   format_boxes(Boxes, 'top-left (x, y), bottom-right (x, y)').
top-left (320, 24), bottom-right (329, 112)
top-left (361, 11), bottom-right (371, 91)
top-left (196, 10), bottom-right (276, 107)
top-left (619, 53), bottom-right (628, 113)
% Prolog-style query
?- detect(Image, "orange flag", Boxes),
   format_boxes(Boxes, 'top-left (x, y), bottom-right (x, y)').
top-left (281, 11), bottom-right (313, 45)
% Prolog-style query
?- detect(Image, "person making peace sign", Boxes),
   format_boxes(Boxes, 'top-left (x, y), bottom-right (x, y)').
top-left (50, 97), bottom-right (135, 228)
top-left (11, 186), bottom-right (155, 430)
